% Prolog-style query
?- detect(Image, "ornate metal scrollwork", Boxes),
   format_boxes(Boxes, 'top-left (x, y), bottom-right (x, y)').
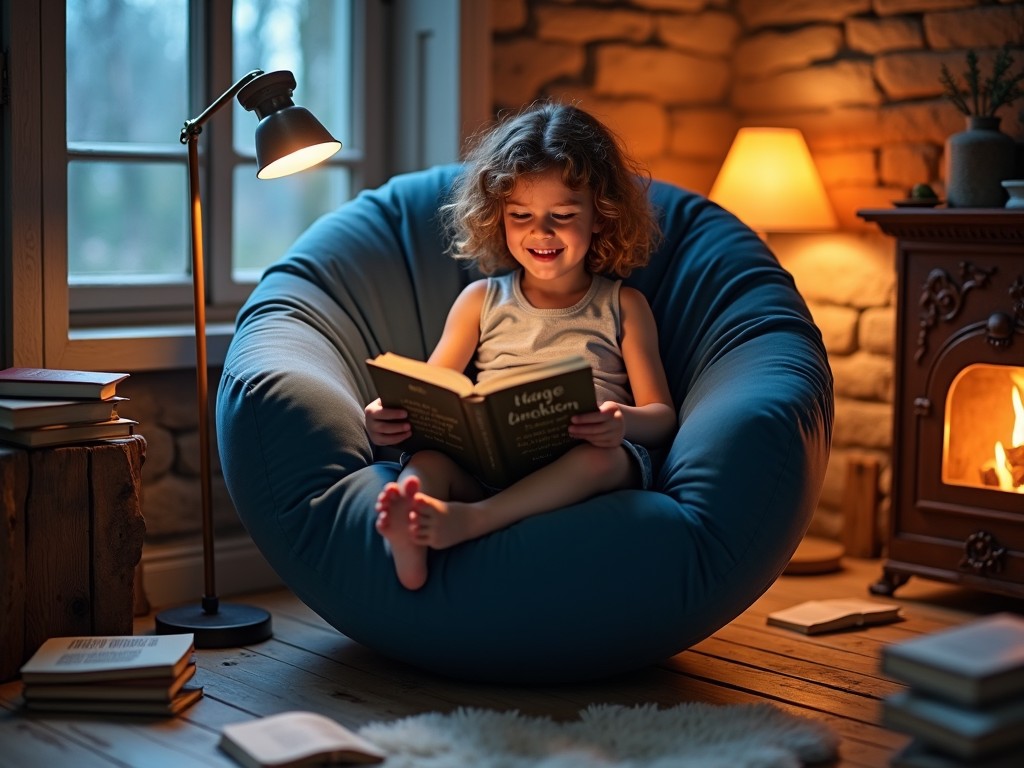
top-left (1011, 274), bottom-right (1024, 328)
top-left (916, 261), bottom-right (996, 363)
top-left (958, 530), bottom-right (1006, 576)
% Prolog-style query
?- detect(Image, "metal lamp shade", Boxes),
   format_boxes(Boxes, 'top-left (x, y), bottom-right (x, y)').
top-left (253, 105), bottom-right (341, 179)
top-left (237, 69), bottom-right (341, 179)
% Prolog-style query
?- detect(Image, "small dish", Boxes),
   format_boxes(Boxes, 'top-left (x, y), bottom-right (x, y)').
top-left (893, 198), bottom-right (943, 208)
top-left (1001, 180), bottom-right (1024, 209)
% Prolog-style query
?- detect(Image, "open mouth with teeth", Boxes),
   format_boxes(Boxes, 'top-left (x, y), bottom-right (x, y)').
top-left (528, 248), bottom-right (563, 260)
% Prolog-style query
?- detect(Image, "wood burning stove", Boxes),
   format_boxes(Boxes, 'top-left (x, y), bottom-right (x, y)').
top-left (859, 209), bottom-right (1023, 597)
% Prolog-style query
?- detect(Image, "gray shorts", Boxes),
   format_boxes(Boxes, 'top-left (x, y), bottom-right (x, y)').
top-left (400, 440), bottom-right (654, 492)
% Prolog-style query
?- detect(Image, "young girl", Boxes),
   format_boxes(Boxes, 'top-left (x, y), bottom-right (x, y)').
top-left (365, 101), bottom-right (677, 590)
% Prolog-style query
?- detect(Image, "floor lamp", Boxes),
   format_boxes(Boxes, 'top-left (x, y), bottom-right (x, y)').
top-left (155, 70), bottom-right (341, 647)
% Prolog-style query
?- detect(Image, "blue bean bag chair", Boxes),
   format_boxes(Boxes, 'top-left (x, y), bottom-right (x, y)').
top-left (217, 163), bottom-right (833, 683)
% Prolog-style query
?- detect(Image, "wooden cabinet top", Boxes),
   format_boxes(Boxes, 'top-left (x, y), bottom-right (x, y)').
top-left (858, 208), bottom-right (1024, 243)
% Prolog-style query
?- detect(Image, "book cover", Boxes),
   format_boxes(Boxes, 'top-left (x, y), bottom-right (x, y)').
top-left (882, 689), bottom-right (1024, 760)
top-left (219, 710), bottom-right (386, 767)
top-left (19, 634), bottom-right (195, 684)
top-left (890, 738), bottom-right (1024, 768)
top-left (0, 396), bottom-right (127, 430)
top-left (23, 662), bottom-right (197, 703)
top-left (0, 368), bottom-right (129, 400)
top-left (367, 352), bottom-right (598, 487)
top-left (881, 613), bottom-right (1024, 706)
top-left (0, 417), bottom-right (138, 448)
top-left (24, 684), bottom-right (204, 717)
top-left (766, 598), bottom-right (902, 635)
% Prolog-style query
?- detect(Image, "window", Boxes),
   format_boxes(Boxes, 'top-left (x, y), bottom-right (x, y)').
top-left (67, 0), bottom-right (359, 316)
top-left (2, 0), bottom-right (487, 370)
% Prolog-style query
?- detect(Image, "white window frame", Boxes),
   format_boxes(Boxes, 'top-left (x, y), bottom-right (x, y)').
top-left (2, 0), bottom-right (489, 372)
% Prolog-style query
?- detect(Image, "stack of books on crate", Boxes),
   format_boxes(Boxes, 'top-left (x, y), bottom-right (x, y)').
top-left (19, 633), bottom-right (202, 717)
top-left (0, 366), bottom-right (136, 447)
top-left (881, 613), bottom-right (1024, 768)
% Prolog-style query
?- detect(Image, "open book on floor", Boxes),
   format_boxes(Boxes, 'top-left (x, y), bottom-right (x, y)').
top-left (766, 598), bottom-right (902, 635)
top-left (367, 352), bottom-right (597, 488)
top-left (219, 711), bottom-right (385, 767)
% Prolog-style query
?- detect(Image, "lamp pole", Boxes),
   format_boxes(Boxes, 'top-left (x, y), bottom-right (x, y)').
top-left (155, 70), bottom-right (339, 647)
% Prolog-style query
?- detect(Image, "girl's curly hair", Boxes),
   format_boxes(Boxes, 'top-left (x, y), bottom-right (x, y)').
top-left (440, 101), bottom-right (661, 277)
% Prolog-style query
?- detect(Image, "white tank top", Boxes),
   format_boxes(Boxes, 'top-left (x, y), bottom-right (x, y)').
top-left (475, 271), bottom-right (633, 405)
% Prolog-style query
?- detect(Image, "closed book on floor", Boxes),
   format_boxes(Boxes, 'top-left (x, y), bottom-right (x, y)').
top-left (882, 689), bottom-right (1024, 760)
top-left (23, 662), bottom-right (197, 703)
top-left (0, 396), bottom-right (126, 430)
top-left (19, 634), bottom-right (195, 684)
top-left (219, 711), bottom-right (386, 767)
top-left (24, 684), bottom-right (204, 717)
top-left (881, 613), bottom-right (1024, 706)
top-left (0, 367), bottom-right (129, 399)
top-left (890, 738), bottom-right (1024, 768)
top-left (766, 598), bottom-right (902, 635)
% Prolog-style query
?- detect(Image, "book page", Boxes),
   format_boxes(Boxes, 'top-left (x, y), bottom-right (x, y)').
top-left (221, 711), bottom-right (384, 764)
top-left (368, 354), bottom-right (474, 397)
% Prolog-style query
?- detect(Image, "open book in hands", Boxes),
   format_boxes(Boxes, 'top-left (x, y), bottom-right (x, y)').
top-left (367, 352), bottom-right (597, 487)
top-left (219, 711), bottom-right (385, 767)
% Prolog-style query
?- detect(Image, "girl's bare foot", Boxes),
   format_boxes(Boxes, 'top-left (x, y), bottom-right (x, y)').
top-left (410, 494), bottom-right (485, 549)
top-left (375, 476), bottom-right (428, 590)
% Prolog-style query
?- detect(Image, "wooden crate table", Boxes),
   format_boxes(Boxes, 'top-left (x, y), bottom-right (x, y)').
top-left (0, 435), bottom-right (146, 682)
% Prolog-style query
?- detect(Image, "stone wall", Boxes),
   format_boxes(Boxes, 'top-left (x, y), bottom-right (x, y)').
top-left (116, 368), bottom-right (239, 545)
top-left (491, 0), bottom-right (1024, 545)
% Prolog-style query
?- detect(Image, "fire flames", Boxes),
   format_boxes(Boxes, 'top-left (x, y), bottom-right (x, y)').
top-left (982, 376), bottom-right (1024, 493)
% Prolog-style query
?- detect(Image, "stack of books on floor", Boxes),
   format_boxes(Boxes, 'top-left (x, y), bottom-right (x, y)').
top-left (881, 612), bottom-right (1024, 768)
top-left (19, 633), bottom-right (202, 717)
top-left (0, 366), bottom-right (136, 447)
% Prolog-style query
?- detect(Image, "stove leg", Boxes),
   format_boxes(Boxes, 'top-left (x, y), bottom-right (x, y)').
top-left (870, 567), bottom-right (910, 596)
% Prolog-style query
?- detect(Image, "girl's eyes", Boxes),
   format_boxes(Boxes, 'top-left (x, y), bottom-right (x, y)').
top-left (507, 212), bottom-right (577, 221)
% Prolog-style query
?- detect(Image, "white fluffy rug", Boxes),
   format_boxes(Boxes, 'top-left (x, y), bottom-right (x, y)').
top-left (358, 701), bottom-right (839, 767)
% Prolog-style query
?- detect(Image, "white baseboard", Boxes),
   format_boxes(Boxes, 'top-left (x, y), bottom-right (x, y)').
top-left (139, 534), bottom-right (283, 611)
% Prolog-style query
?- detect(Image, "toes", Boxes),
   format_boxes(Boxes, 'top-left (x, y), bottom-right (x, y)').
top-left (399, 475), bottom-right (421, 497)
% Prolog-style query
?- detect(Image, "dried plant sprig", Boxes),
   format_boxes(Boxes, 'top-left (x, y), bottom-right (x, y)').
top-left (940, 44), bottom-right (1024, 117)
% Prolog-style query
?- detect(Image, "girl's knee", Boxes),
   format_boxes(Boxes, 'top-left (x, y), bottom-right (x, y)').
top-left (404, 449), bottom-right (459, 476)
top-left (570, 443), bottom-right (633, 487)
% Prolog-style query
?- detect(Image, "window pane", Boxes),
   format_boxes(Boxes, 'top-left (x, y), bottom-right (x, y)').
top-left (68, 162), bottom-right (189, 278)
top-left (232, 0), bottom-right (351, 154)
top-left (67, 0), bottom-right (188, 144)
top-left (233, 165), bottom-right (349, 277)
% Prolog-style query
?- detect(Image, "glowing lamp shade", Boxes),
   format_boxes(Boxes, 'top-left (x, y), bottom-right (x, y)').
top-left (237, 70), bottom-right (342, 179)
top-left (709, 127), bottom-right (836, 233)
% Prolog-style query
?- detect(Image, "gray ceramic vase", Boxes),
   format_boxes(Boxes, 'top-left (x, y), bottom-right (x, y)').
top-left (945, 116), bottom-right (1016, 208)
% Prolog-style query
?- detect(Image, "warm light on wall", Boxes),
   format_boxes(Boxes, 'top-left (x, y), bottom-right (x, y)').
top-left (709, 127), bottom-right (836, 233)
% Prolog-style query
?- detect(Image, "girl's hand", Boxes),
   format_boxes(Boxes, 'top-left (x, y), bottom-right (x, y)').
top-left (364, 398), bottom-right (412, 446)
top-left (568, 401), bottom-right (626, 448)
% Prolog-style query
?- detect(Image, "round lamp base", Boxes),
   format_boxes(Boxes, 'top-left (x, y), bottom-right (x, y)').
top-left (155, 602), bottom-right (272, 648)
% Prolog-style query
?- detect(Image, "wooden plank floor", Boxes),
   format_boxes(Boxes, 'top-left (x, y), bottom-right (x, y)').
top-left (2, 557), bottom-right (1022, 767)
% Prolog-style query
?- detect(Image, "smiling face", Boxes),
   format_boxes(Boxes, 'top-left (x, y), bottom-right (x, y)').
top-left (502, 168), bottom-right (602, 295)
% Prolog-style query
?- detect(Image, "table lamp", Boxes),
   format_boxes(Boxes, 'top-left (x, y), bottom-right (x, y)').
top-left (155, 70), bottom-right (341, 647)
top-left (711, 126), bottom-right (841, 573)
top-left (709, 127), bottom-right (836, 235)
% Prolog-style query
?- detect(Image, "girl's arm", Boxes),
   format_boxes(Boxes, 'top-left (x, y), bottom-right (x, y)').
top-left (612, 286), bottom-right (677, 446)
top-left (427, 279), bottom-right (486, 371)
